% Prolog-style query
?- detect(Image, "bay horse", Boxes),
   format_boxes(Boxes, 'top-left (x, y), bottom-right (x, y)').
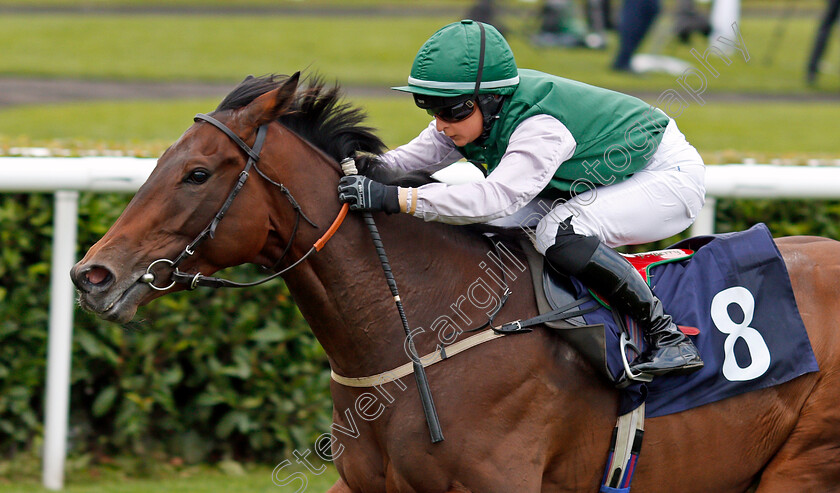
top-left (71, 73), bottom-right (840, 492)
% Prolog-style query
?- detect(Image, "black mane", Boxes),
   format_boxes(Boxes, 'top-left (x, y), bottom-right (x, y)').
top-left (216, 74), bottom-right (523, 240)
top-left (217, 73), bottom-right (386, 162)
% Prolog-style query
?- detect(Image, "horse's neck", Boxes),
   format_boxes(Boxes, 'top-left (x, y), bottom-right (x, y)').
top-left (257, 132), bottom-right (532, 377)
top-left (284, 212), bottom-right (520, 377)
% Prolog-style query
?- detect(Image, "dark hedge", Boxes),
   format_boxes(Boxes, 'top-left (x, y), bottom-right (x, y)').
top-left (1, 192), bottom-right (331, 464)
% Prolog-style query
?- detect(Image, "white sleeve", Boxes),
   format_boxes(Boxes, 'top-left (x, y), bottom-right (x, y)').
top-left (378, 120), bottom-right (465, 173)
top-left (411, 114), bottom-right (577, 225)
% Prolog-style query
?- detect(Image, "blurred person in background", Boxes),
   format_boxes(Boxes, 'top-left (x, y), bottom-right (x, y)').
top-left (806, 0), bottom-right (840, 85)
top-left (674, 0), bottom-right (711, 44)
top-left (532, 0), bottom-right (606, 49)
top-left (467, 0), bottom-right (506, 34)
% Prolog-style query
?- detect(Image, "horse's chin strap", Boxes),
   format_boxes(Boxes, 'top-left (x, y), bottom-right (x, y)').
top-left (141, 113), bottom-right (348, 291)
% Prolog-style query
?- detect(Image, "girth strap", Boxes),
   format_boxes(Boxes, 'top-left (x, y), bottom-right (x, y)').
top-left (601, 403), bottom-right (645, 493)
top-left (494, 295), bottom-right (600, 334)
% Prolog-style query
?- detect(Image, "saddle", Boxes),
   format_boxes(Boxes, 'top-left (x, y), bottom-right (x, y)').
top-left (499, 224), bottom-right (818, 420)
top-left (513, 239), bottom-right (694, 385)
top-left (518, 239), bottom-right (609, 376)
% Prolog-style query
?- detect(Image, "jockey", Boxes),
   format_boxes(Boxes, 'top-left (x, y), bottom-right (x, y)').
top-left (337, 20), bottom-right (705, 377)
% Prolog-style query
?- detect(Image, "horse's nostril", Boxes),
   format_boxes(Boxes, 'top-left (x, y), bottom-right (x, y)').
top-left (85, 266), bottom-right (113, 286)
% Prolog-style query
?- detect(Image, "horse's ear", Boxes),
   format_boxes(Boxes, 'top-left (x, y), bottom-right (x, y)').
top-left (275, 71), bottom-right (300, 114)
top-left (241, 72), bottom-right (300, 128)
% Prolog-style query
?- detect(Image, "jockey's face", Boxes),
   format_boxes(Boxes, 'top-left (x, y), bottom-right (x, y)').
top-left (435, 105), bottom-right (484, 147)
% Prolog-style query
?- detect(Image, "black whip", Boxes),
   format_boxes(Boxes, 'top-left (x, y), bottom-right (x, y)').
top-left (340, 158), bottom-right (444, 443)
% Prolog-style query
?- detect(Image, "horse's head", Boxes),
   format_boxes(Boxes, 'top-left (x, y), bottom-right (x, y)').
top-left (72, 72), bottom-right (384, 323)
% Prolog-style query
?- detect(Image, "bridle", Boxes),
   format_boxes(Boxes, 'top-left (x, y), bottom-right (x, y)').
top-left (139, 110), bottom-right (472, 444)
top-left (140, 112), bottom-right (348, 291)
top-left (140, 108), bottom-right (498, 445)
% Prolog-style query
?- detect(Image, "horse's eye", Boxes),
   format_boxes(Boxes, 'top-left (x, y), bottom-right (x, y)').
top-left (184, 169), bottom-right (210, 184)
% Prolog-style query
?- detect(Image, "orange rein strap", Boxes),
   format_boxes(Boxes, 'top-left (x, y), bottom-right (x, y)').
top-left (314, 203), bottom-right (349, 251)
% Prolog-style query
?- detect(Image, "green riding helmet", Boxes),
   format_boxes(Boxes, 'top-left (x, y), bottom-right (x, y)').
top-left (393, 19), bottom-right (520, 111)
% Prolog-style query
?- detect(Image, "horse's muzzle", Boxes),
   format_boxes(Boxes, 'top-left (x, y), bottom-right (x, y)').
top-left (71, 263), bottom-right (115, 294)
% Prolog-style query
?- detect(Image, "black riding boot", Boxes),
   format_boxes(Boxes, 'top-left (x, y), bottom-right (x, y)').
top-left (546, 237), bottom-right (703, 377)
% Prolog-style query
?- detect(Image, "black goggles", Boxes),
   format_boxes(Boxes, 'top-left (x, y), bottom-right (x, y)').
top-left (426, 99), bottom-right (477, 123)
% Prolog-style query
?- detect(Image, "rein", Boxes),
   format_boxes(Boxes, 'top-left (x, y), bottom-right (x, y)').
top-left (140, 113), bottom-right (348, 291)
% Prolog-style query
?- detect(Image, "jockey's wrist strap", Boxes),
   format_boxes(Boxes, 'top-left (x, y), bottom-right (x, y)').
top-left (399, 187), bottom-right (418, 215)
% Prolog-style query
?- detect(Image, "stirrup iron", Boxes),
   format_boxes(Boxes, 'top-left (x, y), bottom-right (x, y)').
top-left (620, 332), bottom-right (653, 384)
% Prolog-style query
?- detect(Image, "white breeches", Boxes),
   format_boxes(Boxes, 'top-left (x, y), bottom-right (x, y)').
top-left (488, 119), bottom-right (706, 252)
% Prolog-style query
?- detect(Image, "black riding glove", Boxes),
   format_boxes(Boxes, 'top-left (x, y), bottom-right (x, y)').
top-left (337, 175), bottom-right (400, 214)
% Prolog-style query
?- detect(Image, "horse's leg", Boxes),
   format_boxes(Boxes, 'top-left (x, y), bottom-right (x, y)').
top-left (326, 478), bottom-right (354, 493)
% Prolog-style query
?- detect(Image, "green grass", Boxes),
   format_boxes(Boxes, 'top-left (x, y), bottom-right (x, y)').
top-left (0, 95), bottom-right (429, 150)
top-left (1, 96), bottom-right (837, 159)
top-left (0, 13), bottom-right (837, 92)
top-left (0, 8), bottom-right (837, 159)
top-left (0, 0), bottom-right (471, 6)
top-left (677, 101), bottom-right (840, 158)
top-left (0, 14), bottom-right (449, 86)
top-left (0, 0), bottom-right (825, 9)
top-left (0, 462), bottom-right (340, 493)
top-left (507, 16), bottom-right (840, 95)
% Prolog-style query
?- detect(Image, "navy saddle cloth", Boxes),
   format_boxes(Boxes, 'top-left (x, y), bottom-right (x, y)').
top-left (532, 223), bottom-right (819, 417)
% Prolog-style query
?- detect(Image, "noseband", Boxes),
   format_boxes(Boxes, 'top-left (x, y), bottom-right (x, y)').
top-left (141, 113), bottom-right (344, 291)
